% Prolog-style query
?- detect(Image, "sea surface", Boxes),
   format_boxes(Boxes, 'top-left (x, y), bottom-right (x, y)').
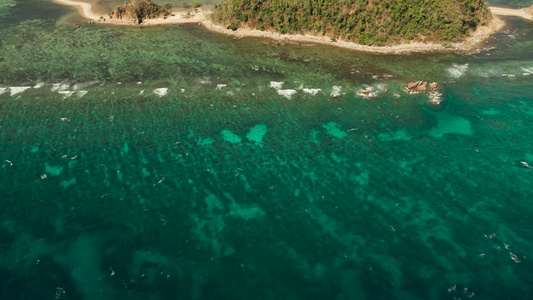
top-left (1, 0), bottom-right (533, 299)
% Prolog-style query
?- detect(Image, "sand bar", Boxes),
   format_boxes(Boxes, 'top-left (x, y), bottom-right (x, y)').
top-left (490, 6), bottom-right (533, 20)
top-left (52, 0), bottom-right (103, 20)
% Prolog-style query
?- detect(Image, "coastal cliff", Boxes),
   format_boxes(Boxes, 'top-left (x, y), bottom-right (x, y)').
top-left (212, 0), bottom-right (492, 46)
top-left (109, 0), bottom-right (170, 24)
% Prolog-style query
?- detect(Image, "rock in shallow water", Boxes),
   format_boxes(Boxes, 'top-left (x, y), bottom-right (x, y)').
top-left (404, 81), bottom-right (444, 104)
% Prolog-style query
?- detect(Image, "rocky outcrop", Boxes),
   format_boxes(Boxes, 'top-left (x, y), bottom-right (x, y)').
top-left (404, 81), bottom-right (443, 104)
top-left (404, 81), bottom-right (441, 93)
top-left (109, 0), bottom-right (169, 24)
top-left (356, 86), bottom-right (388, 99)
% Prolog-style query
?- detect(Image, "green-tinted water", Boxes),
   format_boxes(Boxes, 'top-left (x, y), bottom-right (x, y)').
top-left (1, 0), bottom-right (533, 299)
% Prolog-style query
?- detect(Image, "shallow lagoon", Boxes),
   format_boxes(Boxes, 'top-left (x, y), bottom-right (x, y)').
top-left (1, 0), bottom-right (533, 299)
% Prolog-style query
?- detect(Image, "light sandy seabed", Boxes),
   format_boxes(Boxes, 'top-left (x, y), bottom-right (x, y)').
top-left (51, 0), bottom-right (531, 54)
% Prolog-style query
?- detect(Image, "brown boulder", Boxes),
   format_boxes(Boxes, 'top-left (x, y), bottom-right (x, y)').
top-left (406, 81), bottom-right (421, 90)
top-left (429, 82), bottom-right (441, 89)
top-left (416, 82), bottom-right (428, 92)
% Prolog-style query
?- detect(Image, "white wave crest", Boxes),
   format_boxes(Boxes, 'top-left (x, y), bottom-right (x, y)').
top-left (10, 86), bottom-right (32, 96)
top-left (0, 87), bottom-right (7, 95)
top-left (277, 89), bottom-right (297, 99)
top-left (77, 90), bottom-right (88, 98)
top-left (331, 86), bottom-right (342, 97)
top-left (216, 84), bottom-right (227, 90)
top-left (270, 81), bottom-right (284, 90)
top-left (33, 82), bottom-right (45, 89)
top-left (356, 86), bottom-right (379, 99)
top-left (51, 83), bottom-right (70, 92)
top-left (59, 91), bottom-right (75, 99)
top-left (153, 88), bottom-right (168, 97)
top-left (447, 63), bottom-right (469, 79)
top-left (521, 67), bottom-right (533, 74)
top-left (302, 88), bottom-right (321, 95)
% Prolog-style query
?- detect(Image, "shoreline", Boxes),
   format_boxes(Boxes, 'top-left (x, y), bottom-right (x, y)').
top-left (51, 0), bottom-right (521, 54)
top-left (490, 6), bottom-right (533, 20)
top-left (200, 17), bottom-right (506, 55)
top-left (51, 0), bottom-right (102, 20)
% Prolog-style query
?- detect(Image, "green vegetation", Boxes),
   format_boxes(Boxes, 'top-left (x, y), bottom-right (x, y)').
top-left (213, 0), bottom-right (492, 45)
top-left (110, 0), bottom-right (170, 24)
top-left (0, 0), bottom-right (16, 17)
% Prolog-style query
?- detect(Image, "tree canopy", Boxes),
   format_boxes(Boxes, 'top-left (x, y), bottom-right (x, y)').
top-left (213, 0), bottom-right (492, 45)
top-left (110, 0), bottom-right (170, 24)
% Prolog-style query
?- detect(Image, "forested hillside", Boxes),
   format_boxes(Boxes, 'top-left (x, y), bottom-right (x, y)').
top-left (212, 0), bottom-right (492, 45)
top-left (110, 0), bottom-right (170, 24)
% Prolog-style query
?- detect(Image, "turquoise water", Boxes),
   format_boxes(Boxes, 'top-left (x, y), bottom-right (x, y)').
top-left (1, 0), bottom-right (533, 299)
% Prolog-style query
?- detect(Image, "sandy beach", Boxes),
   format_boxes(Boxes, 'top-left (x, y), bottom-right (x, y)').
top-left (490, 6), bottom-right (533, 20)
top-left (52, 0), bottom-right (103, 20)
top-left (200, 17), bottom-right (506, 55)
top-left (50, 0), bottom-right (529, 54)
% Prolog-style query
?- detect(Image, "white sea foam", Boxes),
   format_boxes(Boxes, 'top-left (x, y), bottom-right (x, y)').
top-left (58, 91), bottom-right (75, 99)
top-left (139, 90), bottom-right (145, 95)
top-left (77, 90), bottom-right (88, 98)
top-left (136, 81), bottom-right (142, 85)
top-left (331, 86), bottom-right (342, 97)
top-left (270, 81), bottom-right (284, 90)
top-left (428, 91), bottom-right (443, 105)
top-left (72, 81), bottom-right (99, 90)
top-left (10, 86), bottom-right (31, 96)
top-left (153, 88), bottom-right (168, 97)
top-left (0, 87), bottom-right (7, 95)
top-left (521, 67), bottom-right (533, 74)
top-left (51, 83), bottom-right (70, 92)
top-left (356, 86), bottom-right (379, 99)
top-left (33, 82), bottom-right (45, 89)
top-left (277, 89), bottom-right (297, 99)
top-left (302, 88), bottom-right (321, 95)
top-left (180, 89), bottom-right (185, 93)
top-left (375, 83), bottom-right (387, 91)
top-left (447, 63), bottom-right (469, 79)
top-left (502, 74), bottom-right (515, 78)
top-left (216, 84), bottom-right (227, 90)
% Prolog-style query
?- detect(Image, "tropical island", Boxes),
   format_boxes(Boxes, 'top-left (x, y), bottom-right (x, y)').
top-left (51, 0), bottom-right (533, 54)
top-left (212, 0), bottom-right (492, 46)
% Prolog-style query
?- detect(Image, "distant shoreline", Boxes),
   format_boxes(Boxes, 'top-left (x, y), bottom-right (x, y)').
top-left (51, 0), bottom-right (526, 54)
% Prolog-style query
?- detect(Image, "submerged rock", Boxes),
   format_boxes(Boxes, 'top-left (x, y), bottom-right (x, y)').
top-left (356, 86), bottom-right (388, 99)
top-left (356, 87), bottom-right (379, 99)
